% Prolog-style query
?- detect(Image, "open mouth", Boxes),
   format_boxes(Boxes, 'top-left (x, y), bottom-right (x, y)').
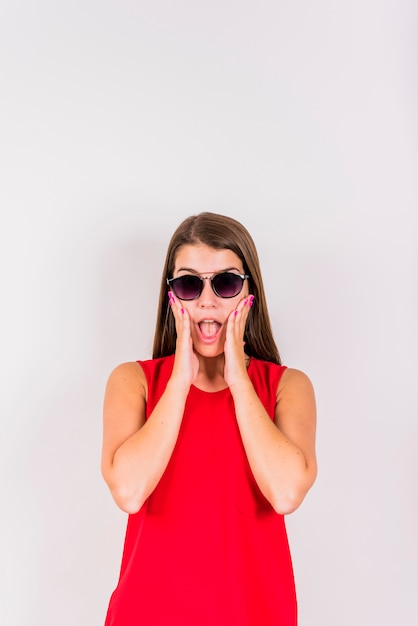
top-left (198, 320), bottom-right (222, 340)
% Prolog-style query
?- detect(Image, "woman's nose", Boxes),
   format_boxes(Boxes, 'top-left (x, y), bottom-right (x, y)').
top-left (198, 278), bottom-right (217, 306)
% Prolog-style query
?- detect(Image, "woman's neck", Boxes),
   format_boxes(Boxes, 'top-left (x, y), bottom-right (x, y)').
top-left (193, 354), bottom-right (227, 392)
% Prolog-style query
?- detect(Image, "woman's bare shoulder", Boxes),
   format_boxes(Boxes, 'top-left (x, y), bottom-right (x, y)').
top-left (105, 361), bottom-right (148, 401)
top-left (276, 367), bottom-right (315, 402)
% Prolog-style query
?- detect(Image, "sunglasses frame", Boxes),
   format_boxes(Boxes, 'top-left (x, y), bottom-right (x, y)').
top-left (166, 271), bottom-right (249, 301)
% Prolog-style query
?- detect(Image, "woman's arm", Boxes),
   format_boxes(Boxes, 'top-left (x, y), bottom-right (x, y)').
top-left (101, 361), bottom-right (191, 514)
top-left (224, 296), bottom-right (317, 515)
top-left (230, 367), bottom-right (317, 515)
top-left (101, 294), bottom-right (199, 514)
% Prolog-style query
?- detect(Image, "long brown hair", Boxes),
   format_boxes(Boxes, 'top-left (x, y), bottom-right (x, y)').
top-left (152, 212), bottom-right (281, 364)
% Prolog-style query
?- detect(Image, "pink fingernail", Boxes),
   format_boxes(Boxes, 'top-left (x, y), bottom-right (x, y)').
top-left (181, 308), bottom-right (184, 314)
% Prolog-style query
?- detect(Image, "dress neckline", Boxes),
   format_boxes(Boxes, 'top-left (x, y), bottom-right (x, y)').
top-left (190, 357), bottom-right (252, 394)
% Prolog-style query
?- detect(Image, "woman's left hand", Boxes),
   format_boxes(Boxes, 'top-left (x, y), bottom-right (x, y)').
top-left (224, 294), bottom-right (254, 388)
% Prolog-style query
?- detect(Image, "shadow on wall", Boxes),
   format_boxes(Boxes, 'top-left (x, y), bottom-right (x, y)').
top-left (12, 230), bottom-right (170, 625)
top-left (96, 233), bottom-right (168, 366)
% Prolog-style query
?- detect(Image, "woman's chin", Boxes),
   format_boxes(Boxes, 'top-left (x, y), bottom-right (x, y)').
top-left (193, 343), bottom-right (225, 359)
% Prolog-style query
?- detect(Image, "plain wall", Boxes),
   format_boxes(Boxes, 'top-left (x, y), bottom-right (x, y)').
top-left (1, 1), bottom-right (417, 624)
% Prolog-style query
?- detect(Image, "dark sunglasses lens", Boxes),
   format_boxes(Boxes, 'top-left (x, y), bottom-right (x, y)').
top-left (212, 273), bottom-right (244, 298)
top-left (172, 275), bottom-right (202, 300)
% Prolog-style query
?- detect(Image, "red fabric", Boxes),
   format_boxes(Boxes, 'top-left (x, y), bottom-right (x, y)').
top-left (104, 355), bottom-right (297, 625)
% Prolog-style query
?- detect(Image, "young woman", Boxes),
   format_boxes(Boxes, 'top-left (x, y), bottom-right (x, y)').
top-left (101, 212), bottom-right (317, 625)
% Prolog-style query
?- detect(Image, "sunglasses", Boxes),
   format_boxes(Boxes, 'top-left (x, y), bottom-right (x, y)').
top-left (166, 271), bottom-right (249, 301)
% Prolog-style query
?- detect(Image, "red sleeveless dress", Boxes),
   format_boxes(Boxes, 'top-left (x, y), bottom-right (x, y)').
top-left (104, 355), bottom-right (297, 625)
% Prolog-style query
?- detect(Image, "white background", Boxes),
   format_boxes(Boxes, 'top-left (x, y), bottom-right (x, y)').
top-left (1, 1), bottom-right (417, 625)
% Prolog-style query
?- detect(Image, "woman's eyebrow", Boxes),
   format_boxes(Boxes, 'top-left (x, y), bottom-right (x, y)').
top-left (176, 266), bottom-right (241, 274)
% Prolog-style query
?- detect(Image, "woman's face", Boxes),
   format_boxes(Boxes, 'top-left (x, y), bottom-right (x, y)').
top-left (171, 243), bottom-right (249, 358)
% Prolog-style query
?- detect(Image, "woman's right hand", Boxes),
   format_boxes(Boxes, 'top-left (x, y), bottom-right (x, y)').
top-left (102, 295), bottom-right (198, 514)
top-left (168, 291), bottom-right (199, 388)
